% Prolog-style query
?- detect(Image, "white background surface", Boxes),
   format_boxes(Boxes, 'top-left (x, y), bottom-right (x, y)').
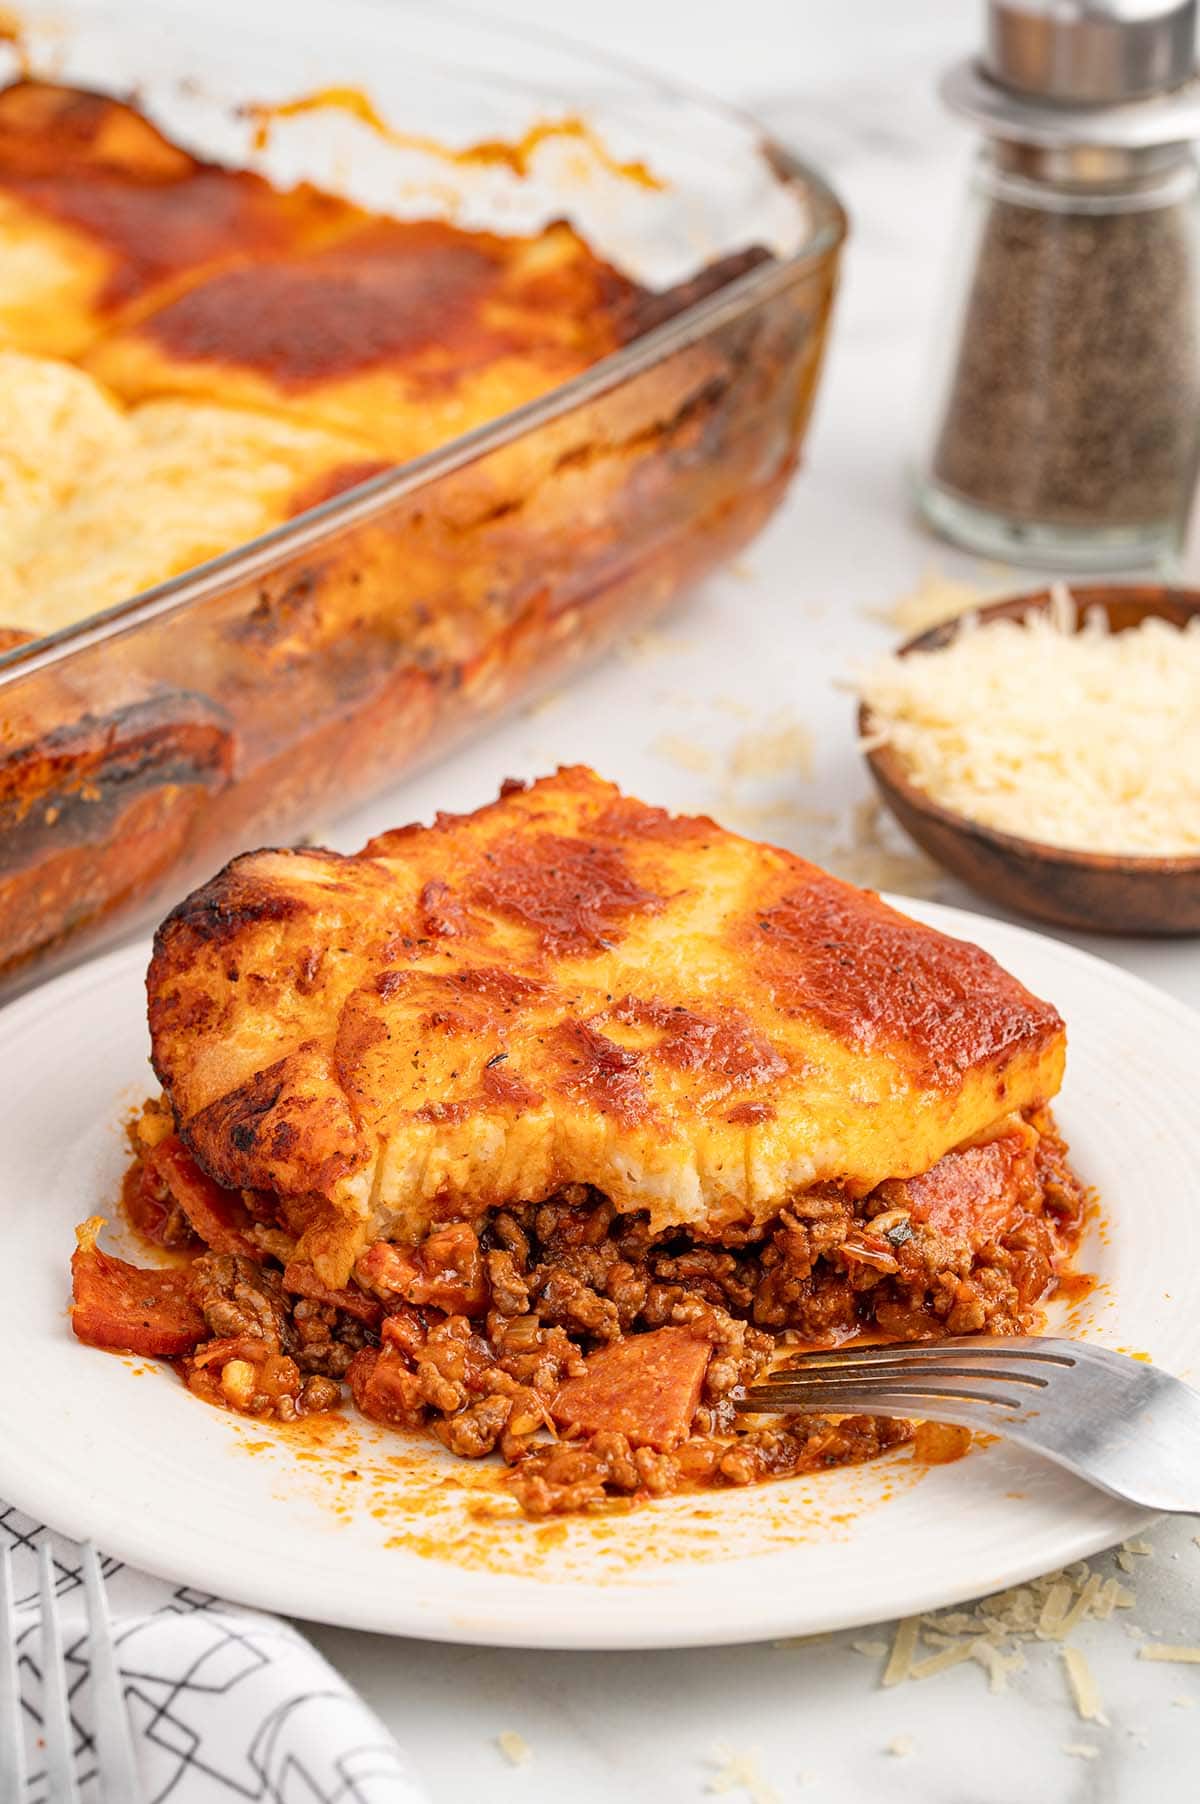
top-left (219, 0), bottom-right (1200, 1795)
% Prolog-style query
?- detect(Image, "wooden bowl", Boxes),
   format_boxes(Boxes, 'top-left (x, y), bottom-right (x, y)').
top-left (860, 584), bottom-right (1200, 937)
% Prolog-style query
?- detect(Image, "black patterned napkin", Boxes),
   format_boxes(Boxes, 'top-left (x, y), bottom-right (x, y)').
top-left (5, 1509), bottom-right (429, 1803)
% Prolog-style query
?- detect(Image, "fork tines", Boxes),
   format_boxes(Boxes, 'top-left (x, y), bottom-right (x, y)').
top-left (0, 1542), bottom-right (24, 1803)
top-left (734, 1335), bottom-right (1077, 1417)
top-left (1, 1539), bottom-right (144, 1804)
top-left (38, 1541), bottom-right (80, 1804)
top-left (767, 1339), bottom-right (1077, 1371)
top-left (733, 1380), bottom-right (1031, 1414)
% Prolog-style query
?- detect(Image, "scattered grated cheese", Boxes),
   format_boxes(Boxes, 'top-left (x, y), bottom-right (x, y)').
top-left (872, 566), bottom-right (995, 635)
top-left (706, 1744), bottom-right (780, 1804)
top-left (909, 1641), bottom-right (978, 1681)
top-left (650, 733), bottom-right (715, 775)
top-left (728, 721), bottom-right (814, 783)
top-left (823, 796), bottom-right (942, 898)
top-left (886, 1736), bottom-right (916, 1758)
top-left (1063, 1647), bottom-right (1109, 1725)
top-left (1037, 1581), bottom-right (1075, 1640)
top-left (1118, 1552), bottom-right (1136, 1574)
top-left (851, 1639), bottom-right (890, 1659)
top-left (1056, 1574), bottom-right (1105, 1642)
top-left (877, 1553), bottom-right (1140, 1707)
top-left (1063, 1744), bottom-right (1101, 1761)
top-left (496, 1730), bottom-right (532, 1767)
top-left (857, 585), bottom-right (1200, 856)
top-left (1123, 1538), bottom-right (1154, 1558)
top-left (1138, 1644), bottom-right (1200, 1665)
top-left (929, 1612), bottom-right (976, 1636)
top-left (1082, 1580), bottom-right (1133, 1623)
top-left (970, 1641), bottom-right (1027, 1694)
top-left (716, 797), bottom-right (834, 834)
top-left (882, 1617), bottom-right (921, 1688)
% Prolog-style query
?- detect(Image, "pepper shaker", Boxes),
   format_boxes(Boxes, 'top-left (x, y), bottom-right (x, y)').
top-left (915, 0), bottom-right (1200, 569)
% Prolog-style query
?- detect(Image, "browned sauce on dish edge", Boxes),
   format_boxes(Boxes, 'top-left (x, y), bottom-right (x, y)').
top-left (243, 87), bottom-right (666, 191)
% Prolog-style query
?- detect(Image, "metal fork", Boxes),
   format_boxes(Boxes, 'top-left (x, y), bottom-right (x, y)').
top-left (0, 1539), bottom-right (144, 1804)
top-left (736, 1336), bottom-right (1200, 1513)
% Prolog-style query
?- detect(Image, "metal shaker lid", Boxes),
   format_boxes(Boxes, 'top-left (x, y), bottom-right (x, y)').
top-left (943, 0), bottom-right (1200, 151)
top-left (986, 1), bottom-right (1197, 104)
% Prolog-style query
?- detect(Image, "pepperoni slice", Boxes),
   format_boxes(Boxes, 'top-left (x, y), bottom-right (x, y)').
top-left (146, 1135), bottom-right (259, 1257)
top-left (898, 1135), bottom-right (1027, 1244)
top-left (551, 1327), bottom-right (710, 1450)
top-left (70, 1217), bottom-right (206, 1357)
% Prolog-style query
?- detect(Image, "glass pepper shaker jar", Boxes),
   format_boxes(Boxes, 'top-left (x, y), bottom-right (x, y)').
top-left (915, 0), bottom-right (1200, 570)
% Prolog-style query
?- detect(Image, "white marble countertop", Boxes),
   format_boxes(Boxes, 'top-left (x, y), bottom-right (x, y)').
top-left (299, 2), bottom-right (1200, 1796)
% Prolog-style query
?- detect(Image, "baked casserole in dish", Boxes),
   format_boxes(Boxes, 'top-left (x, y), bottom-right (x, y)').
top-left (0, 1), bottom-right (845, 994)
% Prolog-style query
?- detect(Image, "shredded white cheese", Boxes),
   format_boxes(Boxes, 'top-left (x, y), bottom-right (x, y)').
top-left (1062, 1647), bottom-right (1109, 1725)
top-left (728, 721), bottom-right (814, 783)
top-left (970, 1642), bottom-right (1027, 1694)
top-left (886, 1735), bottom-right (916, 1758)
top-left (706, 1744), bottom-right (780, 1804)
top-left (882, 1617), bottom-right (921, 1687)
top-left (496, 1730), bottom-right (532, 1767)
top-left (1093, 1578), bottom-right (1135, 1619)
top-left (884, 1555), bottom-right (1135, 1702)
top-left (1037, 1580), bottom-right (1075, 1640)
top-left (1138, 1644), bottom-right (1200, 1665)
top-left (909, 1641), bottom-right (977, 1681)
top-left (651, 733), bottom-right (717, 775)
top-left (857, 586), bottom-right (1200, 855)
top-left (872, 566), bottom-right (995, 635)
top-left (1057, 1574), bottom-right (1106, 1642)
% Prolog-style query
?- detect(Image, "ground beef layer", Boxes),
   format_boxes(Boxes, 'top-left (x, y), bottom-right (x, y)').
top-left (70, 1102), bottom-right (1086, 1516)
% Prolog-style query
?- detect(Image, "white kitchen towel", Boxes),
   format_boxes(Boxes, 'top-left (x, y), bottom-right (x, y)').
top-left (4, 1507), bottom-right (429, 1804)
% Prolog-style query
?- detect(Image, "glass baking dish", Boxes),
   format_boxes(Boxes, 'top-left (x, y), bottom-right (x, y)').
top-left (0, 0), bottom-right (845, 996)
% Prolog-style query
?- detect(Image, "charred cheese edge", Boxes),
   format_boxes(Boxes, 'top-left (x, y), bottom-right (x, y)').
top-left (148, 768), bottom-right (1066, 1286)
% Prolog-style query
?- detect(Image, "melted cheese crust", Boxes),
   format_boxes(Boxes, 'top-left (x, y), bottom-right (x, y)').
top-left (0, 80), bottom-right (356, 356)
top-left (82, 218), bottom-right (639, 460)
top-left (0, 80), bottom-right (749, 640)
top-left (1, 371), bottom-right (379, 637)
top-left (0, 79), bottom-right (640, 461)
top-left (148, 768), bottom-right (1066, 1284)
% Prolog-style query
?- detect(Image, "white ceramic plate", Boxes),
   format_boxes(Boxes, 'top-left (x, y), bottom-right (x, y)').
top-left (1, 900), bottom-right (1195, 1649)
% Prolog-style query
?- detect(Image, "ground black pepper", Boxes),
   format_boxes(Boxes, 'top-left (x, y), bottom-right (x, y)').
top-left (932, 178), bottom-right (1200, 531)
